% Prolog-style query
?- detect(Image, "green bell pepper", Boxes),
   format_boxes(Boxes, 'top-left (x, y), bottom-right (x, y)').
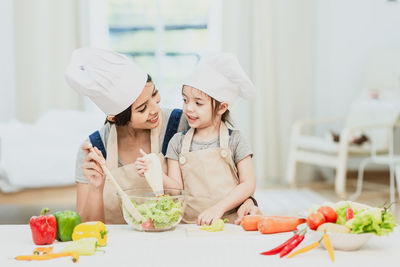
top-left (54, 210), bottom-right (81, 242)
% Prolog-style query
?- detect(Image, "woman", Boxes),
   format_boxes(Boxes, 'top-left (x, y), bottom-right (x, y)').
top-left (65, 48), bottom-right (260, 224)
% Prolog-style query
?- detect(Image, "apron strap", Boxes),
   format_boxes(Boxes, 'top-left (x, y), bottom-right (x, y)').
top-left (106, 124), bottom-right (119, 170)
top-left (181, 128), bottom-right (195, 154)
top-left (181, 122), bottom-right (230, 153)
top-left (150, 111), bottom-right (162, 153)
top-left (219, 122), bottom-right (229, 149)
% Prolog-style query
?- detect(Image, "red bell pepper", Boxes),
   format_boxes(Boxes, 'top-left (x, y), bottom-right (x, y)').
top-left (29, 208), bottom-right (57, 245)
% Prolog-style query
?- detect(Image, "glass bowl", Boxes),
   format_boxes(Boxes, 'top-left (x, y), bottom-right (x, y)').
top-left (120, 188), bottom-right (185, 232)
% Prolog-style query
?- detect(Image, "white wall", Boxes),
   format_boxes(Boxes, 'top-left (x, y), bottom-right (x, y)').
top-left (314, 0), bottom-right (400, 119)
top-left (0, 0), bottom-right (16, 122)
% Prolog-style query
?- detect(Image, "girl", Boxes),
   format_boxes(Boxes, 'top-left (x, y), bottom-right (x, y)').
top-left (136, 53), bottom-right (259, 225)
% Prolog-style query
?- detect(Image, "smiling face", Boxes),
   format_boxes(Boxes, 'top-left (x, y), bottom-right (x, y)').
top-left (182, 85), bottom-right (215, 128)
top-left (128, 82), bottom-right (161, 129)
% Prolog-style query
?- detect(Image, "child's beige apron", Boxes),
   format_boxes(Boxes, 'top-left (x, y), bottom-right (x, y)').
top-left (179, 122), bottom-right (239, 224)
top-left (103, 120), bottom-right (167, 224)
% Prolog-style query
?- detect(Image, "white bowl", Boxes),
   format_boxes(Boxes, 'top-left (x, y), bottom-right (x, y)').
top-left (305, 225), bottom-right (374, 251)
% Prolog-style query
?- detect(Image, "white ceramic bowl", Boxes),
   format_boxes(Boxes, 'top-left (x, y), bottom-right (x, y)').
top-left (301, 224), bottom-right (374, 251)
top-left (120, 188), bottom-right (185, 232)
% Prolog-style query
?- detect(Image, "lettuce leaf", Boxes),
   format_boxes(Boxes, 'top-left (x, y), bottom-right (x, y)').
top-left (128, 195), bottom-right (183, 229)
top-left (345, 207), bottom-right (396, 236)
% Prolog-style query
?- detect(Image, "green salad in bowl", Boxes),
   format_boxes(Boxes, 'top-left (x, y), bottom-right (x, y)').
top-left (304, 201), bottom-right (397, 250)
top-left (121, 188), bottom-right (185, 232)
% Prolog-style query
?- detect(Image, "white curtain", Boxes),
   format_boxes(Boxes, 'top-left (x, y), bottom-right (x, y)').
top-left (0, 0), bottom-right (16, 122)
top-left (14, 0), bottom-right (83, 123)
top-left (222, 0), bottom-right (317, 185)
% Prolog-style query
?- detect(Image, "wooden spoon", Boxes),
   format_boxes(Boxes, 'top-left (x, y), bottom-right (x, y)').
top-left (91, 148), bottom-right (144, 222)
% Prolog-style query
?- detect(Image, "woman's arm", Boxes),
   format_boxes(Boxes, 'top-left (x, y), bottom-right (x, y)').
top-left (197, 155), bottom-right (256, 225)
top-left (76, 183), bottom-right (105, 222)
top-left (76, 142), bottom-right (107, 222)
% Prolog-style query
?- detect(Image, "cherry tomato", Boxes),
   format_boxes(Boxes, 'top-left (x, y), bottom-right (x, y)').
top-left (307, 212), bottom-right (326, 230)
top-left (346, 208), bottom-right (354, 221)
top-left (317, 206), bottom-right (337, 223)
top-left (141, 219), bottom-right (155, 230)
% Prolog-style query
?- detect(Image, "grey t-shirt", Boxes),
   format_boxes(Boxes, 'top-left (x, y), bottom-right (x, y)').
top-left (165, 129), bottom-right (253, 165)
top-left (75, 108), bottom-right (189, 183)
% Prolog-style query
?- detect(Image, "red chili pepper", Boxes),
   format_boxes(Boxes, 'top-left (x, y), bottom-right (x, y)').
top-left (279, 234), bottom-right (305, 258)
top-left (346, 208), bottom-right (354, 221)
top-left (29, 208), bottom-right (57, 245)
top-left (260, 233), bottom-right (299, 255)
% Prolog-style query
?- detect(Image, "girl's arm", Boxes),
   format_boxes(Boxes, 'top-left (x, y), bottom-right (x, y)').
top-left (165, 158), bottom-right (184, 189)
top-left (198, 155), bottom-right (256, 225)
top-left (135, 155), bottom-right (183, 190)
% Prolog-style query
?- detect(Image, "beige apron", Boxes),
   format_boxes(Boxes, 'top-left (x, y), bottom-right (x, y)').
top-left (103, 120), bottom-right (167, 224)
top-left (179, 122), bottom-right (239, 224)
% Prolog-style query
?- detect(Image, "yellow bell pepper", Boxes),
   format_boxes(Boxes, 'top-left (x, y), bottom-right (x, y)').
top-left (72, 221), bottom-right (108, 246)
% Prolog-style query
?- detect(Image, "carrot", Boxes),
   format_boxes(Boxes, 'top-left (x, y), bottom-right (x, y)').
top-left (258, 217), bottom-right (306, 234)
top-left (240, 215), bottom-right (264, 231)
top-left (241, 215), bottom-right (305, 231)
top-left (15, 252), bottom-right (78, 262)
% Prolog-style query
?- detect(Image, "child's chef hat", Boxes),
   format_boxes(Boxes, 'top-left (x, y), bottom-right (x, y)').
top-left (65, 47), bottom-right (148, 115)
top-left (183, 53), bottom-right (255, 106)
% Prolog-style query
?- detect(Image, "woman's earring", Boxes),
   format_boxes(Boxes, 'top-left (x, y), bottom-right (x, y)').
top-left (107, 115), bottom-right (115, 122)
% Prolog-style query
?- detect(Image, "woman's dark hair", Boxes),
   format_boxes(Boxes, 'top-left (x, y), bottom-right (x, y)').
top-left (105, 74), bottom-right (152, 126)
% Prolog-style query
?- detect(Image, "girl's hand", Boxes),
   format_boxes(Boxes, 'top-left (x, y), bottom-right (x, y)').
top-left (197, 205), bottom-right (225, 226)
top-left (81, 142), bottom-right (106, 188)
top-left (234, 198), bottom-right (263, 224)
top-left (134, 149), bottom-right (148, 176)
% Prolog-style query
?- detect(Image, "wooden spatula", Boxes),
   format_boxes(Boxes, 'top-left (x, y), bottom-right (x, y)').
top-left (91, 148), bottom-right (144, 222)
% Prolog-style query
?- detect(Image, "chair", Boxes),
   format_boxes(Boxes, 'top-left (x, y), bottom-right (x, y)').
top-left (286, 96), bottom-right (400, 198)
top-left (286, 49), bottom-right (400, 198)
top-left (351, 121), bottom-right (400, 205)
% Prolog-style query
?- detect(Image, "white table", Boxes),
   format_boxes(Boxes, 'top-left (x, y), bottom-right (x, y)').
top-left (0, 224), bottom-right (398, 267)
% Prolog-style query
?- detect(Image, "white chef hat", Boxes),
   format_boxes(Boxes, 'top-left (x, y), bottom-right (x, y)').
top-left (183, 53), bottom-right (255, 106)
top-left (65, 47), bottom-right (148, 115)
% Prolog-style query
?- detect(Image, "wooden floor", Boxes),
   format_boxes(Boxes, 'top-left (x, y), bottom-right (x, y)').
top-left (0, 171), bottom-right (398, 223)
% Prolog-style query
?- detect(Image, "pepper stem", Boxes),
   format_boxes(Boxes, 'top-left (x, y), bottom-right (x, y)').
top-left (40, 208), bottom-right (50, 216)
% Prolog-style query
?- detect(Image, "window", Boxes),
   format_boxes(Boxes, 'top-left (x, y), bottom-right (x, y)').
top-left (106, 0), bottom-right (221, 108)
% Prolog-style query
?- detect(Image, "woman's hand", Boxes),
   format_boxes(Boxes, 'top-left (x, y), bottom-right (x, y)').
top-left (197, 205), bottom-right (225, 226)
top-left (81, 142), bottom-right (106, 188)
top-left (134, 149), bottom-right (148, 176)
top-left (234, 198), bottom-right (263, 225)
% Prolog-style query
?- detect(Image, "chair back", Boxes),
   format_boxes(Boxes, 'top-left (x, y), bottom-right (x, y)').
top-left (345, 48), bottom-right (400, 152)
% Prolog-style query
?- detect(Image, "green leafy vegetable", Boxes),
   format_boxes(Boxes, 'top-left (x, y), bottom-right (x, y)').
top-left (330, 201), bottom-right (397, 236)
top-left (126, 195), bottom-right (183, 229)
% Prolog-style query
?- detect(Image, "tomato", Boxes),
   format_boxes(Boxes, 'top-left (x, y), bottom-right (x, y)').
top-left (307, 212), bottom-right (326, 230)
top-left (317, 206), bottom-right (337, 223)
top-left (346, 208), bottom-right (354, 221)
top-left (141, 219), bottom-right (155, 230)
